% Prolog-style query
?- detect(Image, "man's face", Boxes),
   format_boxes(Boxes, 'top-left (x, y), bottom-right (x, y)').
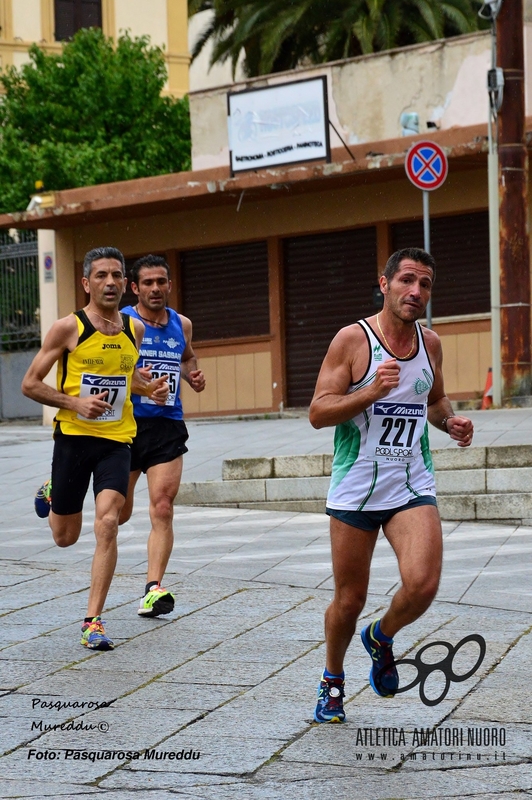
top-left (380, 259), bottom-right (433, 322)
top-left (82, 258), bottom-right (126, 309)
top-left (131, 266), bottom-right (171, 312)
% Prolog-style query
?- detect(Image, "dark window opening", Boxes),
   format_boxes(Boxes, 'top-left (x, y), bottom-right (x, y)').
top-left (54, 0), bottom-right (102, 41)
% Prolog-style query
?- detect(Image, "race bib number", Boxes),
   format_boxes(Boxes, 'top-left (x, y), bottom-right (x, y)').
top-left (78, 374), bottom-right (127, 422)
top-left (140, 359), bottom-right (179, 406)
top-left (366, 401), bottom-right (426, 463)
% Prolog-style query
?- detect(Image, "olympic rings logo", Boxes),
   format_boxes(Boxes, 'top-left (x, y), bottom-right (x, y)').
top-left (377, 634), bottom-right (486, 706)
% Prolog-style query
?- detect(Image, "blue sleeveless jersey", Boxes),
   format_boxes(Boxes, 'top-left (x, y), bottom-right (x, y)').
top-left (121, 306), bottom-right (185, 420)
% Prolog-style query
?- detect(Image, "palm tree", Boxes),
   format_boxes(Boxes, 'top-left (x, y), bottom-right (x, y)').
top-left (189, 0), bottom-right (488, 78)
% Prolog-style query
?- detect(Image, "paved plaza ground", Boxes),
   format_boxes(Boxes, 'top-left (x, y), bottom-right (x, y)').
top-left (1, 411), bottom-right (532, 798)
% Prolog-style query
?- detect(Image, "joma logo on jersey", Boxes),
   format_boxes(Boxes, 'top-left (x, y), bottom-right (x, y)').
top-left (102, 344), bottom-right (121, 350)
top-left (373, 345), bottom-right (383, 362)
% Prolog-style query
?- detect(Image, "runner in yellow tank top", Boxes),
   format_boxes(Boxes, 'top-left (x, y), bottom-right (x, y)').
top-left (22, 247), bottom-right (169, 651)
top-left (309, 247), bottom-right (474, 723)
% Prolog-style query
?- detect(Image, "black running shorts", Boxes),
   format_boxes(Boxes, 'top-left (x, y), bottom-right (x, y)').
top-left (129, 417), bottom-right (189, 473)
top-left (326, 495), bottom-right (438, 532)
top-left (51, 429), bottom-right (131, 516)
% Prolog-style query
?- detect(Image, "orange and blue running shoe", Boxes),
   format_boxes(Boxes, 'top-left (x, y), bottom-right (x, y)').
top-left (80, 617), bottom-right (114, 650)
top-left (34, 479), bottom-right (52, 518)
top-left (314, 673), bottom-right (346, 723)
top-left (360, 619), bottom-right (398, 697)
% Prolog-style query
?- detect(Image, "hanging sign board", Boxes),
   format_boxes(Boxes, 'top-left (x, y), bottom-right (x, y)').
top-left (228, 76), bottom-right (331, 175)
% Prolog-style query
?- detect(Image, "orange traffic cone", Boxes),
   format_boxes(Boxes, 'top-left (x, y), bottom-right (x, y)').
top-left (481, 367), bottom-right (493, 410)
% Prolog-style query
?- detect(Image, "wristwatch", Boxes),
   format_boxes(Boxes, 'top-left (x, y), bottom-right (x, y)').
top-left (441, 415), bottom-right (455, 432)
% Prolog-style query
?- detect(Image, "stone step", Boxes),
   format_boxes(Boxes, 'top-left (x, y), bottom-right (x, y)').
top-left (222, 445), bottom-right (532, 481)
top-left (177, 487), bottom-right (532, 522)
top-left (177, 445), bottom-right (532, 521)
top-left (177, 472), bottom-right (532, 502)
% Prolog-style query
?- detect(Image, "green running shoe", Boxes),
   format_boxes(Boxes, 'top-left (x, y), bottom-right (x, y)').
top-left (138, 584), bottom-right (175, 617)
top-left (34, 479), bottom-right (52, 518)
top-left (80, 617), bottom-right (114, 650)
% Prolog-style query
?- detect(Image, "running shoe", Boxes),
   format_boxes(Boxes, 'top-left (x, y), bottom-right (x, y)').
top-left (137, 584), bottom-right (175, 617)
top-left (360, 619), bottom-right (399, 697)
top-left (313, 674), bottom-right (346, 723)
top-left (34, 479), bottom-right (52, 518)
top-left (80, 617), bottom-right (114, 650)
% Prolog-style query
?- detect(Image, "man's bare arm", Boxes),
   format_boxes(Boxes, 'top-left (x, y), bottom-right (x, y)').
top-left (21, 317), bottom-right (114, 419)
top-left (309, 325), bottom-right (400, 429)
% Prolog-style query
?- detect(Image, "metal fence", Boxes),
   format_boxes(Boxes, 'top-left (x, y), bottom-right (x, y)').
top-left (0, 230), bottom-right (40, 351)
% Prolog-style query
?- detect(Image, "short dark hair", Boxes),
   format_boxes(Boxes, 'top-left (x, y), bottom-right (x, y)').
top-left (130, 254), bottom-right (170, 285)
top-left (383, 248), bottom-right (436, 281)
top-left (83, 247), bottom-right (125, 278)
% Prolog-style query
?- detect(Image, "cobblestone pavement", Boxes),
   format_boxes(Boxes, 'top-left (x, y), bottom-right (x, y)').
top-left (0, 415), bottom-right (532, 799)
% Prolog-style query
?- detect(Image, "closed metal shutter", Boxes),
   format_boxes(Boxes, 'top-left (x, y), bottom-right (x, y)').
top-left (391, 211), bottom-right (490, 317)
top-left (284, 227), bottom-right (377, 407)
top-left (181, 242), bottom-right (269, 340)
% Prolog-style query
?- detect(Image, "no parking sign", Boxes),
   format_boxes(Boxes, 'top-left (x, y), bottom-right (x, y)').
top-left (405, 141), bottom-right (448, 191)
top-left (404, 141), bottom-right (448, 328)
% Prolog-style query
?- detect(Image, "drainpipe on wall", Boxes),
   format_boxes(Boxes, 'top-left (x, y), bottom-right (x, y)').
top-left (498, 0), bottom-right (531, 403)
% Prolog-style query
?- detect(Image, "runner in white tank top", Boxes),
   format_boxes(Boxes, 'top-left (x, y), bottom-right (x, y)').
top-left (327, 318), bottom-right (436, 511)
top-left (309, 248), bottom-right (474, 724)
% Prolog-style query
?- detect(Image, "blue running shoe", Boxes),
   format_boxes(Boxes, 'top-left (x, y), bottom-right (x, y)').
top-left (80, 617), bottom-right (114, 650)
top-left (361, 619), bottom-right (398, 697)
top-left (34, 479), bottom-right (52, 518)
top-left (314, 674), bottom-right (345, 723)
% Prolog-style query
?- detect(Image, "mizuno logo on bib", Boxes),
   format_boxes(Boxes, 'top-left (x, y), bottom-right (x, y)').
top-left (365, 401), bottom-right (426, 463)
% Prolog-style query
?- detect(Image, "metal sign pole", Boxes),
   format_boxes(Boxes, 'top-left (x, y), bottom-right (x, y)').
top-left (423, 189), bottom-right (432, 329)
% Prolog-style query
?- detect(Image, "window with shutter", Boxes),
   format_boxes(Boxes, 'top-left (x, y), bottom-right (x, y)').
top-left (391, 211), bottom-right (490, 318)
top-left (54, 0), bottom-right (102, 41)
top-left (181, 242), bottom-right (270, 341)
top-left (283, 227), bottom-right (377, 407)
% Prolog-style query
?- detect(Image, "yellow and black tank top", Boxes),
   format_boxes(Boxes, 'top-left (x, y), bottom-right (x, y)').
top-left (55, 310), bottom-right (138, 443)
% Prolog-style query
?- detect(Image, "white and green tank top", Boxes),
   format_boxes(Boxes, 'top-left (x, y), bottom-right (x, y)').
top-left (326, 319), bottom-right (436, 511)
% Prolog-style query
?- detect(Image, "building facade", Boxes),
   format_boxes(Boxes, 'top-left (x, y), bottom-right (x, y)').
top-left (0, 0), bottom-right (189, 96)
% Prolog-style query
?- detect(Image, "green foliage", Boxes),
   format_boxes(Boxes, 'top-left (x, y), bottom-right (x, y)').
top-left (0, 28), bottom-right (191, 214)
top-left (189, 0), bottom-right (489, 78)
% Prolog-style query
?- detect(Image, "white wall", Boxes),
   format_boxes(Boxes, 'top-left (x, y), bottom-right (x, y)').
top-left (12, 0), bottom-right (41, 41)
top-left (114, 0), bottom-right (168, 48)
top-left (188, 9), bottom-right (244, 92)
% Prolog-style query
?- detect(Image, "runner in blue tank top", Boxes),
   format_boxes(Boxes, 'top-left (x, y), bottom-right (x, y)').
top-left (309, 248), bottom-right (474, 723)
top-left (121, 255), bottom-right (205, 618)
